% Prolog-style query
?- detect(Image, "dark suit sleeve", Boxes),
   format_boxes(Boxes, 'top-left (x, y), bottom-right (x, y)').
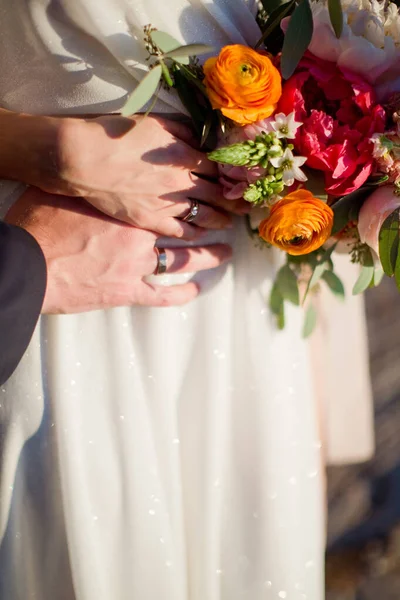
top-left (0, 222), bottom-right (47, 385)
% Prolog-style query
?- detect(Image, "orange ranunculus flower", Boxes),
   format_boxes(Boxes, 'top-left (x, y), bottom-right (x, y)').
top-left (259, 190), bottom-right (334, 256)
top-left (203, 45), bottom-right (282, 126)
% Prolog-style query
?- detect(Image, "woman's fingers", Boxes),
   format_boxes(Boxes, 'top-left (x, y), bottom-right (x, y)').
top-left (174, 200), bottom-right (233, 230)
top-left (155, 116), bottom-right (200, 149)
top-left (151, 203), bottom-right (233, 239)
top-left (187, 174), bottom-right (251, 215)
top-left (156, 118), bottom-right (221, 179)
top-left (148, 243), bottom-right (232, 276)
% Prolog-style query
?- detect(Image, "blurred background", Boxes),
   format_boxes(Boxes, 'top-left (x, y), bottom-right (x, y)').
top-left (326, 279), bottom-right (400, 599)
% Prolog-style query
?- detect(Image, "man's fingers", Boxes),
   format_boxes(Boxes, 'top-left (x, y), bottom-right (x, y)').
top-left (147, 243), bottom-right (232, 276)
top-left (166, 243), bottom-right (232, 274)
top-left (141, 281), bottom-right (201, 306)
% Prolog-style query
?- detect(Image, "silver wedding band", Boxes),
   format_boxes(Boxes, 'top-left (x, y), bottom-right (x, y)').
top-left (154, 246), bottom-right (167, 275)
top-left (181, 198), bottom-right (200, 223)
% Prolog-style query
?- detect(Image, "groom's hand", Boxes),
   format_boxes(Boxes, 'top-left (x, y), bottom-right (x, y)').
top-left (5, 187), bottom-right (232, 313)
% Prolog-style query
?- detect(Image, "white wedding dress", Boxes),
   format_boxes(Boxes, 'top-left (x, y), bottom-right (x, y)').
top-left (0, 1), bottom-right (374, 599)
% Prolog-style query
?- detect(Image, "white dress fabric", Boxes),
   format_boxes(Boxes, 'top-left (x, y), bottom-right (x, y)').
top-left (0, 1), bottom-right (373, 599)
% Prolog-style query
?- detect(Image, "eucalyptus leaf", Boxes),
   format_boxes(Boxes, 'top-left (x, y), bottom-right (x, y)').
top-left (169, 56), bottom-right (190, 66)
top-left (322, 270), bottom-right (345, 299)
top-left (302, 305), bottom-right (317, 338)
top-left (151, 31), bottom-right (181, 53)
top-left (281, 0), bottom-right (313, 79)
top-left (255, 0), bottom-right (295, 49)
top-left (328, 0), bottom-right (343, 38)
top-left (371, 262), bottom-right (385, 287)
top-left (379, 208), bottom-right (400, 277)
top-left (121, 64), bottom-right (162, 117)
top-left (352, 265), bottom-right (374, 295)
top-left (163, 44), bottom-right (214, 62)
top-left (276, 264), bottom-right (300, 306)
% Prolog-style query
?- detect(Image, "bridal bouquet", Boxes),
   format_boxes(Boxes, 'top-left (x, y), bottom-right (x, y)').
top-left (122, 0), bottom-right (400, 336)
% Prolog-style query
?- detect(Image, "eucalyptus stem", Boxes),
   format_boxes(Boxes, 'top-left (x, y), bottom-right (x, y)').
top-left (159, 60), bottom-right (174, 87)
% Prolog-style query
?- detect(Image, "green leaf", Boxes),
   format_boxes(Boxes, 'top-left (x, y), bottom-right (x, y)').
top-left (280, 0), bottom-right (313, 79)
top-left (322, 270), bottom-right (345, 299)
top-left (379, 208), bottom-right (400, 277)
top-left (395, 241), bottom-right (400, 291)
top-left (255, 1), bottom-right (295, 49)
top-left (303, 243), bottom-right (337, 303)
top-left (307, 262), bottom-right (326, 292)
top-left (328, 0), bottom-right (343, 38)
top-left (367, 174), bottom-right (389, 186)
top-left (121, 65), bottom-right (162, 117)
top-left (163, 44), bottom-right (214, 63)
top-left (151, 31), bottom-right (181, 53)
top-left (176, 63), bottom-right (208, 95)
top-left (276, 264), bottom-right (300, 305)
top-left (270, 281), bottom-right (283, 314)
top-left (331, 187), bottom-right (371, 235)
top-left (260, 0), bottom-right (291, 15)
top-left (200, 111), bottom-right (214, 148)
top-left (172, 68), bottom-right (206, 134)
top-left (269, 282), bottom-right (285, 329)
top-left (302, 305), bottom-right (317, 338)
top-left (277, 303), bottom-right (285, 329)
top-left (352, 264), bottom-right (374, 295)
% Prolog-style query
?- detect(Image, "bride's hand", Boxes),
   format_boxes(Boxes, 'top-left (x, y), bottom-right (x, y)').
top-left (5, 188), bottom-right (232, 313)
top-left (45, 114), bottom-right (248, 239)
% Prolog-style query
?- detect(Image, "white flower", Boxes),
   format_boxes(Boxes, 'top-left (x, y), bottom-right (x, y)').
top-left (299, 0), bottom-right (400, 100)
top-left (370, 133), bottom-right (389, 158)
top-left (269, 112), bottom-right (303, 139)
top-left (270, 148), bottom-right (307, 187)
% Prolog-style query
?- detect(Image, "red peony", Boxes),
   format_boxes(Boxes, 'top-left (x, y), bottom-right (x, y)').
top-left (278, 53), bottom-right (387, 196)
